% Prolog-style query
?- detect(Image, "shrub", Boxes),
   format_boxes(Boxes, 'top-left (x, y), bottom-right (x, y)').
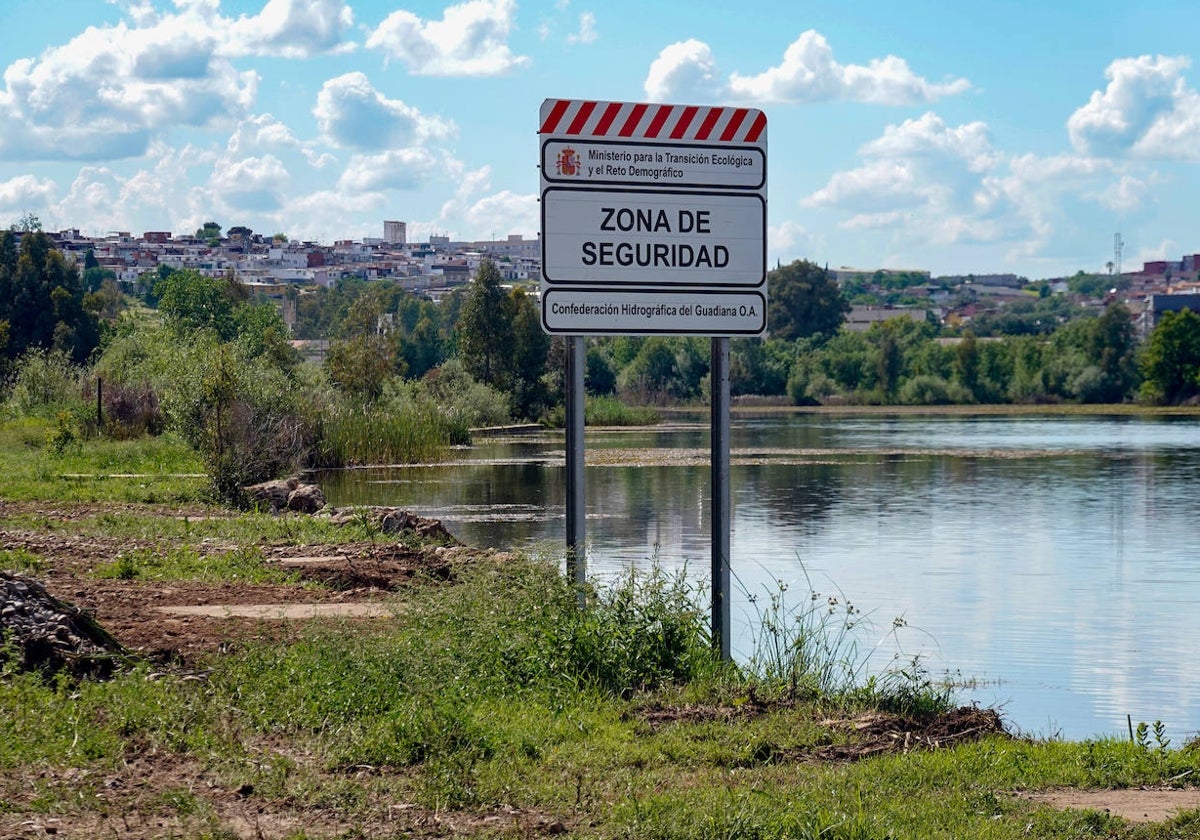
top-left (3, 349), bottom-right (86, 419)
top-left (897, 375), bottom-right (973, 406)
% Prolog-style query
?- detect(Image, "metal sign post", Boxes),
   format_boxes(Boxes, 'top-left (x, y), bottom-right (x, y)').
top-left (539, 99), bottom-right (766, 659)
top-left (565, 335), bottom-right (586, 606)
top-left (710, 337), bottom-right (731, 660)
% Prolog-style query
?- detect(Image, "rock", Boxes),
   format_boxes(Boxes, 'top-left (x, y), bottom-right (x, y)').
top-left (243, 476), bottom-right (325, 514)
top-left (286, 483), bottom-right (326, 514)
top-left (324, 507), bottom-right (461, 545)
top-left (0, 572), bottom-right (130, 679)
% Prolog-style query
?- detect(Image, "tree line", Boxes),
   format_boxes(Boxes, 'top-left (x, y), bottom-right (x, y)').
top-left (4, 239), bottom-right (1200, 503)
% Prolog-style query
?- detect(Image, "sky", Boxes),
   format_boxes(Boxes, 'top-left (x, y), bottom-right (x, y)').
top-left (1, 0), bottom-right (1198, 280)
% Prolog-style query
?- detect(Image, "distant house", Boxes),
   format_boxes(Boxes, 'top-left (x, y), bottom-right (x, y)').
top-left (1138, 293), bottom-right (1200, 339)
top-left (845, 306), bottom-right (927, 332)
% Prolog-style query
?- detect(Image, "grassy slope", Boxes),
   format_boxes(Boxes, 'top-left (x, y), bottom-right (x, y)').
top-left (1, 417), bottom-right (1199, 839)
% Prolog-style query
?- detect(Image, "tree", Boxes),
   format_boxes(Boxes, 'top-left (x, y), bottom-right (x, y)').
top-left (953, 332), bottom-right (981, 401)
top-left (0, 230), bottom-right (100, 364)
top-left (456, 259), bottom-right (514, 390)
top-left (195, 221), bottom-right (222, 245)
top-left (155, 269), bottom-right (241, 340)
top-left (1085, 303), bottom-right (1138, 403)
top-left (324, 286), bottom-right (404, 400)
top-left (767, 260), bottom-right (849, 341)
top-left (508, 288), bottom-right (550, 417)
top-left (12, 213), bottom-right (42, 232)
top-left (1140, 308), bottom-right (1200, 405)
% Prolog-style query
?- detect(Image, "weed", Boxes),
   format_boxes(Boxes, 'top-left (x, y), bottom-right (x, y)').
top-left (0, 548), bottom-right (44, 573)
top-left (741, 564), bottom-right (954, 716)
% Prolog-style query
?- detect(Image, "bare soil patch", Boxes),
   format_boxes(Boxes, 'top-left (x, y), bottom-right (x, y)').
top-left (1019, 787), bottom-right (1200, 823)
top-left (0, 501), bottom-right (506, 664)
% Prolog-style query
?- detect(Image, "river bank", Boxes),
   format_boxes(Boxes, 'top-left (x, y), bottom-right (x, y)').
top-left (2, 493), bottom-right (1200, 838)
top-left (3, 415), bottom-right (1200, 838)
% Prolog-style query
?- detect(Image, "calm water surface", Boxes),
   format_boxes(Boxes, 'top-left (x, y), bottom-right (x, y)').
top-left (319, 413), bottom-right (1200, 740)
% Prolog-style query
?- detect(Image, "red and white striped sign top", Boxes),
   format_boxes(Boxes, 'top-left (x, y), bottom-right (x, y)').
top-left (539, 98), bottom-right (766, 146)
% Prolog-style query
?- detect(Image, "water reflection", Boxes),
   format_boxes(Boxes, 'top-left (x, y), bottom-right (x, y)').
top-left (317, 413), bottom-right (1200, 740)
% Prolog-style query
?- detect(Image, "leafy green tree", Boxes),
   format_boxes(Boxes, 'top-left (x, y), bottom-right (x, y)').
top-left (155, 269), bottom-right (242, 340)
top-left (767, 260), bottom-right (849, 342)
top-left (617, 337), bottom-right (679, 401)
top-left (509, 287), bottom-right (550, 417)
top-left (953, 332), bottom-right (981, 402)
top-left (1085, 303), bottom-right (1138, 402)
top-left (195, 221), bottom-right (222, 245)
top-left (585, 345), bottom-right (617, 395)
top-left (324, 287), bottom-right (404, 400)
top-left (730, 338), bottom-right (792, 396)
top-left (0, 230), bottom-right (100, 364)
top-left (456, 259), bottom-right (515, 390)
top-left (1140, 308), bottom-right (1200, 405)
top-left (400, 315), bottom-right (443, 380)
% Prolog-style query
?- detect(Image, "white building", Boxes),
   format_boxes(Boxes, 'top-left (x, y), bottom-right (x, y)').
top-left (383, 220), bottom-right (407, 245)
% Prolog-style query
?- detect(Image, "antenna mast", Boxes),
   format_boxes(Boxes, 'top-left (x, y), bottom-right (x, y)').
top-left (1114, 231), bottom-right (1124, 277)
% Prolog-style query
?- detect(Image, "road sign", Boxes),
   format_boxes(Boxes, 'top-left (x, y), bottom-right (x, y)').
top-left (541, 139), bottom-right (765, 190)
top-left (541, 188), bottom-right (765, 286)
top-left (543, 288), bottom-right (766, 335)
top-left (539, 98), bottom-right (766, 337)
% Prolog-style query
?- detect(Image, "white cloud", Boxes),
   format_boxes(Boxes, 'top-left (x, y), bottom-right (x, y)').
top-left (226, 114), bottom-right (300, 156)
top-left (438, 164), bottom-right (493, 223)
top-left (768, 220), bottom-right (815, 257)
top-left (225, 0), bottom-right (356, 59)
top-left (366, 0), bottom-right (530, 76)
top-left (805, 113), bottom-right (990, 220)
top-left (0, 175), bottom-right (58, 216)
top-left (0, 0), bottom-right (361, 163)
top-left (566, 11), bottom-right (597, 45)
top-left (645, 39), bottom-right (726, 103)
top-left (803, 113), bottom-right (1144, 259)
top-left (284, 188), bottom-right (389, 242)
top-left (861, 112), bottom-right (997, 172)
top-left (0, 15), bottom-right (256, 161)
top-left (211, 154), bottom-right (290, 211)
top-left (464, 190), bottom-right (539, 238)
top-left (1090, 173), bottom-right (1155, 213)
top-left (337, 149), bottom-right (445, 192)
top-left (1068, 55), bottom-right (1200, 161)
top-left (313, 72), bottom-right (455, 150)
top-left (645, 31), bottom-right (970, 105)
top-left (1134, 239), bottom-right (1177, 266)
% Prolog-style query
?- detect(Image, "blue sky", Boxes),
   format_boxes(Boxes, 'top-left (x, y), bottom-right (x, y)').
top-left (1, 0), bottom-right (1198, 279)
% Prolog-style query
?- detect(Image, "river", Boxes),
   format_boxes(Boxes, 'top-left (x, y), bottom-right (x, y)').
top-left (317, 411), bottom-right (1200, 741)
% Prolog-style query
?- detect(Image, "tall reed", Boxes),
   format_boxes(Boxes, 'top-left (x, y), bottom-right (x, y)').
top-left (315, 399), bottom-right (452, 466)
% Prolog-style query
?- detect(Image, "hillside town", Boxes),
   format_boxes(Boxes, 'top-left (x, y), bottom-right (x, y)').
top-left (26, 218), bottom-right (1200, 343)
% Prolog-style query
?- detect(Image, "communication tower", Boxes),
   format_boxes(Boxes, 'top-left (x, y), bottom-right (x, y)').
top-left (1114, 231), bottom-right (1124, 277)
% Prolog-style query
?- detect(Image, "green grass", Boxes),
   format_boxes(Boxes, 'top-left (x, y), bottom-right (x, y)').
top-left (316, 400), bottom-right (455, 466)
top-left (4, 553), bottom-right (1200, 837)
top-left (4, 420), bottom-right (1200, 836)
top-left (0, 417), bottom-right (208, 503)
top-left (545, 395), bottom-right (663, 428)
top-left (93, 544), bottom-right (300, 584)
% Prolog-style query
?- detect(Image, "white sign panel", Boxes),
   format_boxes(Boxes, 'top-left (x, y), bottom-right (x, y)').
top-left (541, 188), bottom-right (765, 287)
top-left (539, 98), bottom-right (766, 336)
top-left (542, 140), bottom-right (764, 190)
top-left (543, 289), bottom-right (766, 335)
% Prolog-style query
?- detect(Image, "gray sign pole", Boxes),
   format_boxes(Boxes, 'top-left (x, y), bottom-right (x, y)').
top-left (565, 335), bottom-right (587, 606)
top-left (711, 336), bottom-right (731, 660)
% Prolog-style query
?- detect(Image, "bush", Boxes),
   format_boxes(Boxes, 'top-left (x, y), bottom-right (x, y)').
top-left (417, 359), bottom-right (511, 429)
top-left (3, 349), bottom-right (86, 419)
top-left (897, 375), bottom-right (973, 406)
